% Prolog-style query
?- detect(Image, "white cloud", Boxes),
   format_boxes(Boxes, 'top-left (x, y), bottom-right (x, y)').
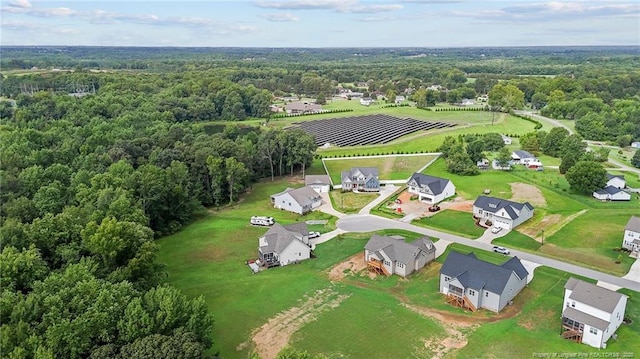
top-left (260, 12), bottom-right (299, 21)
top-left (254, 0), bottom-right (403, 14)
top-left (8, 0), bottom-right (31, 8)
top-left (349, 4), bottom-right (403, 13)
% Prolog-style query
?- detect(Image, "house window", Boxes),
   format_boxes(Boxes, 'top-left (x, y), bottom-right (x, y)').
top-left (384, 260), bottom-right (390, 266)
top-left (445, 276), bottom-right (450, 282)
top-left (571, 301), bottom-right (575, 308)
top-left (485, 292), bottom-right (489, 298)
top-left (589, 327), bottom-right (598, 335)
top-left (469, 290), bottom-right (476, 296)
top-left (397, 262), bottom-right (404, 268)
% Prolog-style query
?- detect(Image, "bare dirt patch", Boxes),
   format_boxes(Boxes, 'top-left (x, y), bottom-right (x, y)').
top-left (440, 197), bottom-right (474, 213)
top-left (509, 182), bottom-right (547, 208)
top-left (328, 252), bottom-right (368, 281)
top-left (244, 288), bottom-right (350, 359)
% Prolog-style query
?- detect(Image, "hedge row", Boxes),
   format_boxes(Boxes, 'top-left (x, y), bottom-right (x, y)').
top-left (271, 108), bottom-right (353, 118)
top-left (512, 113), bottom-right (543, 130)
top-left (432, 107), bottom-right (487, 112)
top-left (317, 149), bottom-right (436, 159)
top-left (380, 103), bottom-right (410, 108)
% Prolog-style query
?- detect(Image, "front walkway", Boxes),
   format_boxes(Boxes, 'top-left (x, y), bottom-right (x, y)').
top-left (622, 258), bottom-right (640, 283)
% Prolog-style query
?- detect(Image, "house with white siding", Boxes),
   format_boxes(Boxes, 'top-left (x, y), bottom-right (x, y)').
top-left (271, 186), bottom-right (322, 215)
top-left (364, 234), bottom-right (436, 278)
top-left (606, 174), bottom-right (626, 189)
top-left (406, 173), bottom-right (456, 204)
top-left (473, 196), bottom-right (534, 230)
top-left (258, 223), bottom-right (311, 267)
top-left (561, 278), bottom-right (628, 349)
top-left (305, 175), bottom-right (332, 193)
top-left (622, 216), bottom-right (640, 253)
top-left (592, 186), bottom-right (631, 201)
top-left (439, 251), bottom-right (529, 312)
top-left (511, 150), bottom-right (536, 165)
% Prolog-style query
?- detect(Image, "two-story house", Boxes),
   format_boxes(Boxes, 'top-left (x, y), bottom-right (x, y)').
top-left (473, 196), bottom-right (534, 230)
top-left (364, 234), bottom-right (436, 278)
top-left (622, 216), bottom-right (640, 253)
top-left (406, 173), bottom-right (456, 204)
top-left (511, 150), bottom-right (536, 165)
top-left (341, 167), bottom-right (380, 192)
top-left (606, 174), bottom-right (626, 189)
top-left (561, 278), bottom-right (628, 349)
top-left (440, 251), bottom-right (529, 312)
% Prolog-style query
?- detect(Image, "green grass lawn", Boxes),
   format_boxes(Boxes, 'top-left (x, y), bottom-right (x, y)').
top-left (413, 209), bottom-right (486, 239)
top-left (329, 191), bottom-right (378, 213)
top-left (323, 154), bottom-right (438, 184)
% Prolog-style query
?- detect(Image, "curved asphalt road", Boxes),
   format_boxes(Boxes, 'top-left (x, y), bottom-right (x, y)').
top-left (337, 214), bottom-right (640, 291)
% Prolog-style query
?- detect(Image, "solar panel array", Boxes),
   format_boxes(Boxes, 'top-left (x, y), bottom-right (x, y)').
top-left (291, 114), bottom-right (456, 147)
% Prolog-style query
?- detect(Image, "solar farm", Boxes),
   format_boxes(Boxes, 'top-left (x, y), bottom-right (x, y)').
top-left (290, 114), bottom-right (456, 147)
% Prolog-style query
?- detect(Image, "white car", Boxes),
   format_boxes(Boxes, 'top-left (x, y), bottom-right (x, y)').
top-left (490, 227), bottom-right (502, 234)
top-left (308, 231), bottom-right (321, 239)
top-left (493, 246), bottom-right (510, 255)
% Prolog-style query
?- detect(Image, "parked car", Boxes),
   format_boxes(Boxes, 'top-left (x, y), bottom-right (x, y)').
top-left (428, 205), bottom-right (440, 212)
top-left (493, 246), bottom-right (510, 255)
top-left (308, 231), bottom-right (321, 239)
top-left (490, 227), bottom-right (502, 234)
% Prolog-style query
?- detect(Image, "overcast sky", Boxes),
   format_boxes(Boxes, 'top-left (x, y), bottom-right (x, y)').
top-left (1, 0), bottom-right (639, 47)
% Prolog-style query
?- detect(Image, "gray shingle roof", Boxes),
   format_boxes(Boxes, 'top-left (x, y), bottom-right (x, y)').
top-left (564, 278), bottom-right (626, 313)
top-left (259, 223), bottom-right (307, 255)
top-left (626, 216), bottom-right (640, 232)
top-left (440, 251), bottom-right (528, 294)
top-left (562, 306), bottom-right (610, 331)
top-left (595, 186), bottom-right (624, 195)
top-left (305, 175), bottom-right (331, 186)
top-left (276, 186), bottom-right (322, 207)
top-left (407, 173), bottom-right (451, 196)
top-left (364, 234), bottom-right (434, 265)
top-left (513, 150), bottom-right (535, 159)
top-left (606, 173), bottom-right (625, 181)
top-left (341, 167), bottom-right (379, 183)
top-left (473, 196), bottom-right (534, 219)
top-left (283, 222), bottom-right (308, 238)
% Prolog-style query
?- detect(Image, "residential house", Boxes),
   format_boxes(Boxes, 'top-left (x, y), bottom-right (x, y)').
top-left (473, 196), bottom-right (534, 230)
top-left (477, 94), bottom-right (488, 103)
top-left (492, 159), bottom-right (512, 171)
top-left (511, 150), bottom-right (536, 165)
top-left (501, 135), bottom-right (512, 145)
top-left (360, 97), bottom-right (374, 106)
top-left (427, 85), bottom-right (444, 92)
top-left (592, 186), bottom-right (631, 201)
top-left (622, 216), bottom-right (640, 253)
top-left (631, 142), bottom-right (640, 149)
top-left (440, 251), bottom-right (529, 312)
top-left (340, 91), bottom-right (363, 99)
top-left (527, 160), bottom-right (544, 170)
top-left (460, 98), bottom-right (475, 106)
top-left (285, 101), bottom-right (323, 115)
top-left (407, 173), bottom-right (456, 204)
top-left (561, 278), bottom-right (628, 349)
top-left (271, 186), bottom-right (322, 215)
top-left (341, 167), bottom-right (380, 192)
top-left (395, 95), bottom-right (406, 104)
top-left (304, 175), bottom-right (332, 193)
top-left (258, 223), bottom-right (311, 267)
top-left (606, 174), bottom-right (626, 189)
top-left (477, 159), bottom-right (490, 170)
top-left (364, 234), bottom-right (436, 278)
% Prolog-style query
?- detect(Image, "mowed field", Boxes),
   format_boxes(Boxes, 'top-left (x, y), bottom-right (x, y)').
top-left (323, 153), bottom-right (439, 184)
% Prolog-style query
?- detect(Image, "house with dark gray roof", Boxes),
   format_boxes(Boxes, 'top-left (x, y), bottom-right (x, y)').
top-left (592, 186), bottom-right (631, 201)
top-left (258, 222), bottom-right (311, 267)
top-left (305, 175), bottom-right (332, 193)
top-left (364, 234), bottom-right (436, 277)
top-left (473, 196), bottom-right (534, 230)
top-left (271, 186), bottom-right (322, 215)
top-left (407, 173), bottom-right (456, 204)
top-left (285, 101), bottom-right (323, 115)
top-left (511, 150), bottom-right (536, 165)
top-left (561, 278), bottom-right (628, 348)
top-left (606, 173), bottom-right (626, 189)
top-left (341, 167), bottom-right (380, 192)
top-left (440, 251), bottom-right (528, 312)
top-left (622, 216), bottom-right (640, 253)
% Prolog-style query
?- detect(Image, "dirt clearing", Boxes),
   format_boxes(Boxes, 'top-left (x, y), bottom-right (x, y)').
top-left (509, 182), bottom-right (547, 207)
top-left (328, 252), bottom-right (368, 281)
top-left (245, 288), bottom-right (350, 359)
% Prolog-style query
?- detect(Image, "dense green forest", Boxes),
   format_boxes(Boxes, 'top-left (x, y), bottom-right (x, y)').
top-left (1, 46), bottom-right (639, 358)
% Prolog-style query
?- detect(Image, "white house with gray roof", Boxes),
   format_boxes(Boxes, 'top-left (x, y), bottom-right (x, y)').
top-left (407, 173), bottom-right (456, 204)
top-left (364, 234), bottom-right (436, 278)
top-left (561, 278), bottom-right (628, 349)
top-left (258, 223), bottom-right (311, 267)
top-left (511, 150), bottom-right (536, 165)
top-left (304, 175), bottom-right (332, 193)
top-left (271, 186), bottom-right (322, 215)
top-left (440, 251), bottom-right (528, 312)
top-left (473, 196), bottom-right (534, 230)
top-left (606, 173), bottom-right (626, 189)
top-left (592, 186), bottom-right (631, 201)
top-left (341, 167), bottom-right (380, 192)
top-left (622, 216), bottom-right (640, 253)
